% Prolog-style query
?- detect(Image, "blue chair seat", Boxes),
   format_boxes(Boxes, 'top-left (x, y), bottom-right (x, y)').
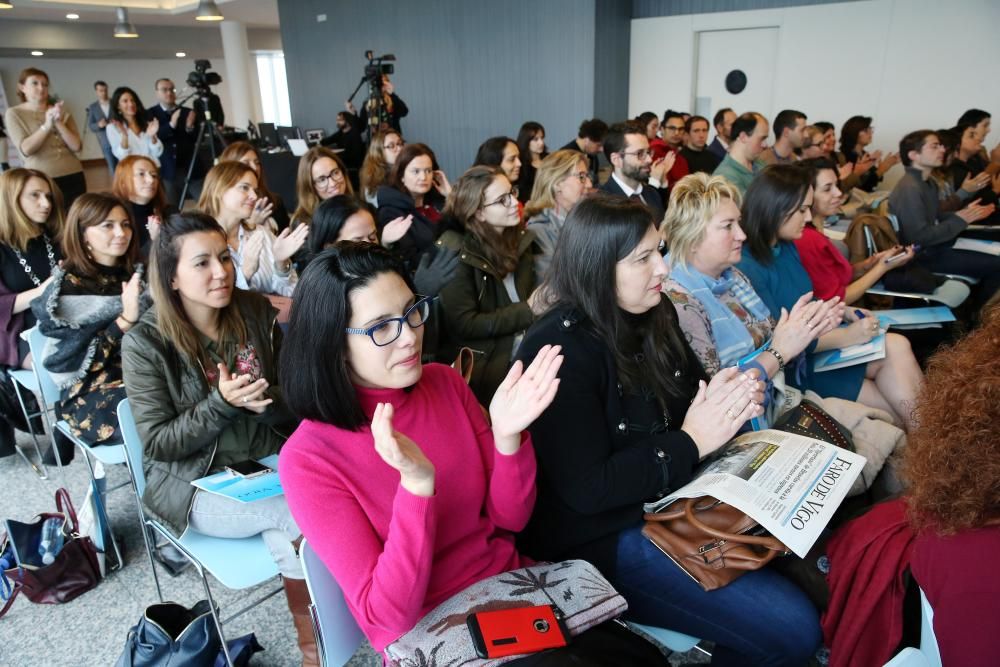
top-left (176, 527), bottom-right (279, 590)
top-left (58, 420), bottom-right (128, 465)
top-left (8, 368), bottom-right (38, 393)
top-left (628, 622), bottom-right (703, 653)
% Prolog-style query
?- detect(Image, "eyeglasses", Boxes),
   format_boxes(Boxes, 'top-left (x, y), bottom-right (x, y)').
top-left (620, 149), bottom-right (652, 160)
top-left (345, 296), bottom-right (432, 346)
top-left (571, 171), bottom-right (592, 183)
top-left (384, 141), bottom-right (404, 151)
top-left (484, 190), bottom-right (518, 208)
top-left (663, 125), bottom-right (685, 132)
top-left (313, 168), bottom-right (344, 187)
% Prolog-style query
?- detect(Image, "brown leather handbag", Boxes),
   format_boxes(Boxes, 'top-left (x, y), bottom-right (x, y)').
top-left (642, 497), bottom-right (790, 591)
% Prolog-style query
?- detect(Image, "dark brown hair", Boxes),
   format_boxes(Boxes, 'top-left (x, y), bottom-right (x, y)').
top-left (60, 192), bottom-right (138, 278)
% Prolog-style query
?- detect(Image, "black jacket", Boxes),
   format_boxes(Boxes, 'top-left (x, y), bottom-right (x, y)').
top-left (376, 185), bottom-right (448, 271)
top-left (146, 104), bottom-right (203, 182)
top-left (514, 307), bottom-right (702, 574)
top-left (599, 175), bottom-right (665, 224)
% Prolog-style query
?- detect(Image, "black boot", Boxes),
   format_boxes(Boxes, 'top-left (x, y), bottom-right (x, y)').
top-left (0, 419), bottom-right (16, 458)
top-left (41, 430), bottom-right (76, 466)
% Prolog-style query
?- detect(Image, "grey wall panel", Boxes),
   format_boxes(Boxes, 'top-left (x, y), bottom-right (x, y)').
top-left (279, 0), bottom-right (597, 177)
top-left (632, 0), bottom-right (863, 18)
top-left (594, 0), bottom-right (631, 122)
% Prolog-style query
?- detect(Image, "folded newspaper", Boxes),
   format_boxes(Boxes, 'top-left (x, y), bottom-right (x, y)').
top-left (643, 430), bottom-right (866, 558)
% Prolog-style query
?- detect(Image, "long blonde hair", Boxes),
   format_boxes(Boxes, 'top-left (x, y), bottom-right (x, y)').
top-left (291, 147), bottom-right (353, 227)
top-left (359, 130), bottom-right (401, 198)
top-left (524, 150), bottom-right (587, 220)
top-left (0, 168), bottom-right (64, 251)
top-left (197, 160), bottom-right (258, 232)
top-left (662, 172), bottom-right (742, 269)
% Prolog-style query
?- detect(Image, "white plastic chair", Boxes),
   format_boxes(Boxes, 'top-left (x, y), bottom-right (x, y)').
top-left (882, 588), bottom-right (941, 667)
top-left (299, 539), bottom-right (365, 666)
top-left (117, 398), bottom-right (284, 667)
top-left (628, 622), bottom-right (710, 657)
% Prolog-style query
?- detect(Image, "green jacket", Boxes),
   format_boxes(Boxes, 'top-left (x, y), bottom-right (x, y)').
top-left (121, 290), bottom-right (295, 535)
top-left (436, 229), bottom-right (538, 405)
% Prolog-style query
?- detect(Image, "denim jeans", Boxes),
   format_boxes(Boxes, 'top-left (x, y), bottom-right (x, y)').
top-left (187, 490), bottom-right (303, 579)
top-left (612, 523), bottom-right (821, 666)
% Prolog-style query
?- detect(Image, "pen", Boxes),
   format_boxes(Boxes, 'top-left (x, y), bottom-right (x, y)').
top-left (855, 309), bottom-right (866, 319)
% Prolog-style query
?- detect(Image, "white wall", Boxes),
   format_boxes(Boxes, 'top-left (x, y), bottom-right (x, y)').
top-left (1, 58), bottom-right (233, 162)
top-left (630, 0), bottom-right (1000, 187)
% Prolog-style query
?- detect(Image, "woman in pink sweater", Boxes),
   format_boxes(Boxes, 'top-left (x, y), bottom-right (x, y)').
top-left (279, 242), bottom-right (667, 664)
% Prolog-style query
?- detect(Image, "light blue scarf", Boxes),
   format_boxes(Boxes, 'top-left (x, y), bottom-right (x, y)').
top-left (668, 260), bottom-right (772, 369)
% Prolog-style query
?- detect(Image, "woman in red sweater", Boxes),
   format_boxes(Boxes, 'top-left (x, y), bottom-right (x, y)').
top-left (795, 157), bottom-right (916, 304)
top-left (278, 242), bottom-right (669, 664)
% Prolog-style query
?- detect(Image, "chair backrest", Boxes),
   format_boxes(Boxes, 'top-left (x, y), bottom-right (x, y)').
top-left (25, 327), bottom-right (62, 406)
top-left (918, 589), bottom-right (942, 667)
top-left (299, 539), bottom-right (365, 667)
top-left (117, 399), bottom-right (147, 497)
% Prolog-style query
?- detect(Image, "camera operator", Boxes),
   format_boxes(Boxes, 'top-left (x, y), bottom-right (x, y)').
top-left (194, 90), bottom-right (225, 130)
top-left (322, 110), bottom-right (366, 171)
top-left (147, 78), bottom-right (204, 205)
top-left (347, 74), bottom-right (408, 134)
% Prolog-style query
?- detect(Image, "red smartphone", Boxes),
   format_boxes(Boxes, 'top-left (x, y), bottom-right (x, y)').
top-left (466, 604), bottom-right (570, 659)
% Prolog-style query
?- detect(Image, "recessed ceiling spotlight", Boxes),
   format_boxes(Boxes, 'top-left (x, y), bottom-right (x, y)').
top-left (66, 13), bottom-right (79, 20)
top-left (31, 50), bottom-right (44, 56)
top-left (176, 52), bottom-right (187, 58)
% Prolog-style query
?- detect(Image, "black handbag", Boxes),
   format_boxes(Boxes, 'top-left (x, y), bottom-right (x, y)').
top-left (115, 600), bottom-right (263, 667)
top-left (773, 399), bottom-right (855, 452)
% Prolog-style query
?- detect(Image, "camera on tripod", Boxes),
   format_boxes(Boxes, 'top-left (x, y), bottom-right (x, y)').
top-left (186, 59), bottom-right (223, 94)
top-left (364, 51), bottom-right (395, 87)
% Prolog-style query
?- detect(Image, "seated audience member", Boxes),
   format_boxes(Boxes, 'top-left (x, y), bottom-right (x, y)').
top-left (813, 122), bottom-right (836, 156)
top-left (515, 121), bottom-right (547, 204)
top-left (930, 127), bottom-right (995, 216)
top-left (278, 242), bottom-right (668, 665)
top-left (637, 111), bottom-right (665, 160)
top-left (680, 115), bottom-right (721, 174)
top-left (33, 193), bottom-right (148, 454)
top-left (112, 156), bottom-right (177, 253)
top-left (903, 308), bottom-right (1000, 667)
top-left (290, 147), bottom-right (354, 228)
top-left (220, 141), bottom-right (291, 231)
top-left (600, 122), bottom-right (666, 222)
top-left (662, 173), bottom-right (838, 395)
top-left (359, 129), bottom-right (404, 206)
top-left (0, 168), bottom-right (64, 455)
top-left (437, 166), bottom-right (538, 404)
top-left (800, 126), bottom-right (828, 160)
top-left (524, 149), bottom-right (593, 278)
top-left (713, 112), bottom-right (770, 196)
top-left (708, 107), bottom-right (736, 161)
top-left (656, 110), bottom-right (692, 186)
top-left (760, 109), bottom-right (806, 165)
top-left (320, 111), bottom-right (365, 171)
top-left (4, 68), bottom-right (87, 209)
top-left (376, 143), bottom-right (451, 271)
top-left (561, 118), bottom-right (608, 184)
top-left (473, 136), bottom-right (522, 187)
top-left (946, 123), bottom-right (1000, 208)
top-left (297, 195), bottom-right (410, 268)
top-left (120, 213), bottom-right (313, 663)
top-left (888, 130), bottom-right (1000, 309)
top-left (957, 107), bottom-right (992, 144)
top-left (106, 86), bottom-right (162, 166)
top-left (738, 165), bottom-right (923, 430)
top-left (836, 115), bottom-right (899, 193)
top-left (514, 195), bottom-right (821, 666)
top-left (798, 158), bottom-right (917, 302)
top-left (199, 161), bottom-right (306, 298)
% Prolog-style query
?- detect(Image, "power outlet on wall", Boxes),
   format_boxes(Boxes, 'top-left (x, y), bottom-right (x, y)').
top-left (317, 14), bottom-right (327, 22)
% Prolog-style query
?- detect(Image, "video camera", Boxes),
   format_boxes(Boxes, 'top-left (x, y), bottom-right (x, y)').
top-left (186, 59), bottom-right (223, 93)
top-left (364, 51), bottom-right (395, 88)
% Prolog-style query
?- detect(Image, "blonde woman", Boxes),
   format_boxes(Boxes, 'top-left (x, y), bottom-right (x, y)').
top-left (524, 149), bottom-right (593, 278)
top-left (359, 129), bottom-right (404, 205)
top-left (290, 147), bottom-right (353, 228)
top-left (198, 161), bottom-right (308, 297)
top-left (220, 141), bottom-right (291, 231)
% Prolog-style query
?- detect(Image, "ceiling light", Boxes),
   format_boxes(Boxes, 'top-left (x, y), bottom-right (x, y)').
top-left (31, 51), bottom-right (43, 57)
top-left (113, 7), bottom-right (138, 38)
top-left (176, 52), bottom-right (187, 58)
top-left (0, 2), bottom-right (14, 9)
top-left (195, 0), bottom-right (224, 21)
top-left (66, 13), bottom-right (79, 20)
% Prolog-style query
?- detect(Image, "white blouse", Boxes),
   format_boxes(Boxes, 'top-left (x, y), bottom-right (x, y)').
top-left (106, 123), bottom-right (163, 164)
top-left (230, 223), bottom-right (297, 297)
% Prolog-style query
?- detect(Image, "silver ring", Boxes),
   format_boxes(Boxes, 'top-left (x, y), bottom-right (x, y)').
top-left (725, 408), bottom-right (736, 419)
top-left (242, 396), bottom-right (248, 404)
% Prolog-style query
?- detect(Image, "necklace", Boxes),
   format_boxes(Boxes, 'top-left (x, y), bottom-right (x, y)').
top-left (11, 235), bottom-right (57, 287)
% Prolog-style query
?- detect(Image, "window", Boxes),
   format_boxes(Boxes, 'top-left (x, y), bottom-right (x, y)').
top-left (255, 52), bottom-right (291, 126)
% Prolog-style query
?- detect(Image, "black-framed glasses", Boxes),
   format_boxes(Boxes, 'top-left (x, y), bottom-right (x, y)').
top-left (313, 168), bottom-right (344, 187)
top-left (484, 190), bottom-right (518, 208)
top-left (345, 296), bottom-right (432, 346)
top-left (620, 149), bottom-right (652, 160)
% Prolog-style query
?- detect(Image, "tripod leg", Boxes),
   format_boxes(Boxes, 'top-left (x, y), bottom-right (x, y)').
top-left (181, 122), bottom-right (208, 206)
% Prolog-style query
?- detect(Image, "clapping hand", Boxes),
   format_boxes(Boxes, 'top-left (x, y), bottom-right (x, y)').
top-left (771, 292), bottom-right (836, 361)
top-left (170, 108), bottom-right (182, 128)
top-left (837, 162), bottom-right (854, 181)
top-left (877, 152), bottom-right (900, 177)
top-left (371, 402), bottom-right (435, 497)
top-left (271, 224), bottom-right (309, 265)
top-left (957, 198), bottom-right (997, 224)
top-left (248, 196), bottom-right (275, 229)
top-left (961, 171), bottom-right (991, 193)
top-left (412, 247), bottom-right (460, 296)
top-left (381, 214), bottom-right (414, 246)
top-left (147, 215), bottom-right (162, 243)
top-left (682, 368), bottom-right (765, 458)
top-left (120, 271), bottom-right (142, 324)
top-left (241, 230), bottom-right (265, 280)
top-left (489, 344), bottom-right (563, 453)
top-left (217, 363), bottom-right (272, 413)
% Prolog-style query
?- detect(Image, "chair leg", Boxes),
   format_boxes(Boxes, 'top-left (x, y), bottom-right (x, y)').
top-left (197, 564), bottom-right (235, 667)
top-left (78, 444), bottom-right (124, 571)
top-left (10, 382), bottom-right (49, 480)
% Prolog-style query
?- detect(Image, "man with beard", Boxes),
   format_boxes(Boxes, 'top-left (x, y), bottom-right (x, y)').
top-left (599, 121), bottom-right (665, 223)
top-left (680, 115), bottom-right (721, 174)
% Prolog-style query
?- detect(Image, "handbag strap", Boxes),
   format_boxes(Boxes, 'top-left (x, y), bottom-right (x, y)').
top-left (682, 499), bottom-right (789, 552)
top-left (55, 488), bottom-right (80, 535)
top-left (798, 402), bottom-right (852, 451)
top-left (0, 552), bottom-right (22, 620)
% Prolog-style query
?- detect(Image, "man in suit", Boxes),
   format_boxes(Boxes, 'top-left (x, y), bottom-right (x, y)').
top-left (147, 77), bottom-right (203, 205)
top-left (599, 121), bottom-right (666, 224)
top-left (86, 81), bottom-right (116, 175)
top-left (708, 107), bottom-right (736, 161)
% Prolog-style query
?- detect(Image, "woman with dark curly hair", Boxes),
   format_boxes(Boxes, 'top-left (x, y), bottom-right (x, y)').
top-left (902, 308), bottom-right (1000, 666)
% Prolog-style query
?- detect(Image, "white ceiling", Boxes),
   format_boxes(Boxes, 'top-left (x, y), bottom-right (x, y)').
top-left (0, 0), bottom-right (280, 28)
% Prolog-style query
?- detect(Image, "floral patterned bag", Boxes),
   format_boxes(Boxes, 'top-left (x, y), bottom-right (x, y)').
top-left (385, 560), bottom-right (627, 666)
